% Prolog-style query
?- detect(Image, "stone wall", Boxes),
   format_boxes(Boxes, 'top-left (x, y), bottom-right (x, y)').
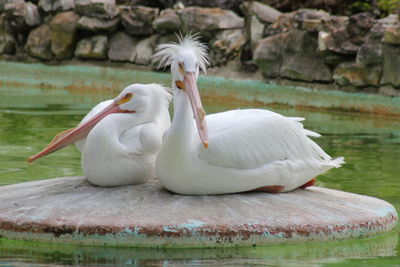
top-left (0, 0), bottom-right (399, 93)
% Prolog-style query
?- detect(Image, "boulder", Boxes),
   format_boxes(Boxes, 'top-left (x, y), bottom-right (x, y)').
top-left (121, 5), bottom-right (159, 36)
top-left (75, 35), bottom-right (108, 59)
top-left (210, 29), bottom-right (246, 66)
top-left (0, 32), bottom-right (15, 55)
top-left (333, 62), bottom-right (381, 87)
top-left (26, 24), bottom-right (52, 60)
top-left (179, 7), bottom-right (244, 36)
top-left (0, 14), bottom-right (15, 55)
top-left (264, 12), bottom-right (296, 36)
top-left (347, 12), bottom-right (374, 45)
top-left (0, 0), bottom-right (23, 12)
top-left (134, 35), bottom-right (158, 65)
top-left (241, 1), bottom-right (281, 24)
top-left (38, 0), bottom-right (74, 12)
top-left (152, 8), bottom-right (180, 33)
top-left (147, 0), bottom-right (245, 13)
top-left (293, 9), bottom-right (330, 32)
top-left (75, 0), bottom-right (118, 19)
top-left (49, 11), bottom-right (80, 59)
top-left (77, 16), bottom-right (119, 32)
top-left (4, 2), bottom-right (41, 30)
top-left (240, 1), bottom-right (281, 49)
top-left (381, 45), bottom-right (400, 87)
top-left (383, 26), bottom-right (400, 45)
top-left (281, 54), bottom-right (332, 82)
top-left (108, 32), bottom-right (138, 62)
top-left (253, 34), bottom-right (283, 78)
top-left (369, 14), bottom-right (399, 40)
top-left (356, 42), bottom-right (383, 66)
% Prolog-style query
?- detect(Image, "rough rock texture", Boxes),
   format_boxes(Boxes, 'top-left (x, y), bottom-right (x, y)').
top-left (281, 54), bottom-right (332, 82)
top-left (4, 2), bottom-right (41, 30)
top-left (210, 29), bottom-right (246, 66)
top-left (26, 24), bottom-right (52, 60)
top-left (38, 0), bottom-right (74, 12)
top-left (75, 35), bottom-right (108, 59)
top-left (334, 62), bottom-right (381, 87)
top-left (77, 16), bottom-right (119, 32)
top-left (134, 34), bottom-right (158, 65)
top-left (121, 5), bottom-right (158, 35)
top-left (179, 7), bottom-right (244, 37)
top-left (152, 8), bottom-right (180, 33)
top-left (108, 31), bottom-right (138, 62)
top-left (75, 0), bottom-right (118, 19)
top-left (49, 11), bottom-right (80, 59)
top-left (381, 45), bottom-right (400, 87)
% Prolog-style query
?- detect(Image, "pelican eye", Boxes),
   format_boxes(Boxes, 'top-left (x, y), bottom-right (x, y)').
top-left (175, 80), bottom-right (184, 90)
top-left (178, 62), bottom-right (184, 74)
top-left (117, 92), bottom-right (133, 105)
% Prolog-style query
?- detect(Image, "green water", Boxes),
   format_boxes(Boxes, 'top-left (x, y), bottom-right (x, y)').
top-left (0, 62), bottom-right (399, 266)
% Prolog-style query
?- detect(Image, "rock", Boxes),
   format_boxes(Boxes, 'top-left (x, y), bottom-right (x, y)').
top-left (38, 0), bottom-right (74, 12)
top-left (241, 1), bottom-right (281, 24)
top-left (210, 29), bottom-right (246, 66)
top-left (356, 42), bottom-right (383, 66)
top-left (383, 26), bottom-right (400, 45)
top-left (152, 8), bottom-right (180, 33)
top-left (281, 54), bottom-right (332, 82)
top-left (381, 45), bottom-right (400, 87)
top-left (318, 15), bottom-right (361, 55)
top-left (75, 35), bottom-right (108, 59)
top-left (378, 86), bottom-right (400, 97)
top-left (26, 24), bottom-right (52, 60)
top-left (77, 16), bottom-right (119, 32)
top-left (240, 1), bottom-right (281, 49)
top-left (75, 0), bottom-right (118, 19)
top-left (369, 14), bottom-right (399, 40)
top-left (4, 2), bottom-right (41, 30)
top-left (49, 11), bottom-right (80, 59)
top-left (108, 32), bottom-right (138, 62)
top-left (293, 9), bottom-right (330, 32)
top-left (121, 5), bottom-right (159, 36)
top-left (264, 12), bottom-right (296, 36)
top-left (134, 35), bottom-right (158, 65)
top-left (347, 13), bottom-right (374, 45)
top-left (148, 0), bottom-right (245, 14)
top-left (0, 0), bottom-right (23, 12)
top-left (179, 7), bottom-right (244, 36)
top-left (334, 62), bottom-right (381, 87)
top-left (0, 32), bottom-right (15, 55)
top-left (254, 34), bottom-right (283, 78)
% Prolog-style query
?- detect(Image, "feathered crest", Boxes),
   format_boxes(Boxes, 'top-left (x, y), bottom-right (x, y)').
top-left (153, 32), bottom-right (209, 73)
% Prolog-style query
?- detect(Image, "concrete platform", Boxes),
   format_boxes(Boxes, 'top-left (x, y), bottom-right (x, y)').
top-left (0, 176), bottom-right (397, 248)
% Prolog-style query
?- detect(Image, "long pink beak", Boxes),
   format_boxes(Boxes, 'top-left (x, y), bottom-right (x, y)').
top-left (183, 72), bottom-right (209, 148)
top-left (27, 101), bottom-right (128, 163)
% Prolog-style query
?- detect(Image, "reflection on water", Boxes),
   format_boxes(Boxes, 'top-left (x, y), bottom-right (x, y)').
top-left (0, 232), bottom-right (397, 266)
top-left (0, 65), bottom-right (399, 266)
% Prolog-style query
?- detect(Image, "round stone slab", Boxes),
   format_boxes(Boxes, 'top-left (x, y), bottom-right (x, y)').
top-left (0, 176), bottom-right (397, 247)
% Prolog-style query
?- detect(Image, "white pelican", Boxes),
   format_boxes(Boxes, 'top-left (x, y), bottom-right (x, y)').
top-left (154, 35), bottom-right (344, 195)
top-left (28, 83), bottom-right (171, 186)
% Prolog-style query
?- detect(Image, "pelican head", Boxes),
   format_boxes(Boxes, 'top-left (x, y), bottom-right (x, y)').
top-left (27, 83), bottom-right (171, 163)
top-left (154, 34), bottom-right (209, 148)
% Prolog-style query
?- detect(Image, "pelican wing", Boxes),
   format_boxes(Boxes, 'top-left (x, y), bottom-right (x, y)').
top-left (198, 109), bottom-right (332, 169)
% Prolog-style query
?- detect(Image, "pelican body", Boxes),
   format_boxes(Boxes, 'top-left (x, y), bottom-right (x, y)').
top-left (154, 35), bottom-right (344, 195)
top-left (28, 83), bottom-right (171, 186)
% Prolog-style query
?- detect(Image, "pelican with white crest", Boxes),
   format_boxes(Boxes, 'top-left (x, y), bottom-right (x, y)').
top-left (154, 34), bottom-right (344, 195)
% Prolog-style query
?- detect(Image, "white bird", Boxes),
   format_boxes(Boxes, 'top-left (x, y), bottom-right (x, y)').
top-left (154, 35), bottom-right (344, 195)
top-left (27, 83), bottom-right (172, 186)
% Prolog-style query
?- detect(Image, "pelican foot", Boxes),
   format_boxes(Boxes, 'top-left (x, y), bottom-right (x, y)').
top-left (252, 185), bottom-right (285, 193)
top-left (300, 178), bottom-right (317, 189)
